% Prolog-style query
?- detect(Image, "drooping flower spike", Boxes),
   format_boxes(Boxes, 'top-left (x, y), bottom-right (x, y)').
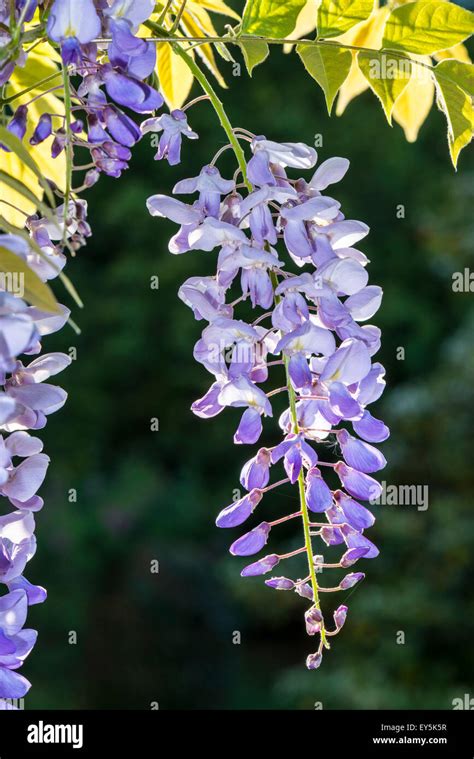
top-left (147, 133), bottom-right (389, 669)
top-left (0, 235), bottom-right (73, 700)
top-left (0, 0), bottom-right (205, 702)
top-left (1, 0), bottom-right (391, 695)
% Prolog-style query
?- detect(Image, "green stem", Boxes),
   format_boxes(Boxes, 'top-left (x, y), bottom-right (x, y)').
top-left (177, 49), bottom-right (249, 184)
top-left (271, 273), bottom-right (328, 648)
top-left (287, 361), bottom-right (328, 648)
top-left (128, 31), bottom-right (437, 77)
top-left (171, 0), bottom-right (188, 33)
top-left (157, 0), bottom-right (174, 26)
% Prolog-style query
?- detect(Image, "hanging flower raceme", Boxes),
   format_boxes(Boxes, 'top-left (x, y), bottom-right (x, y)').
top-left (0, 229), bottom-right (73, 704)
top-left (0, 2), bottom-right (201, 703)
top-left (147, 133), bottom-right (389, 669)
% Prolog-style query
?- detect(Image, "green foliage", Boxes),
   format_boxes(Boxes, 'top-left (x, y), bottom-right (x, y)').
top-left (240, 37), bottom-right (270, 74)
top-left (0, 169), bottom-right (55, 224)
top-left (234, 0), bottom-right (474, 166)
top-left (241, 0), bottom-right (307, 37)
top-left (317, 0), bottom-right (375, 38)
top-left (297, 42), bottom-right (352, 113)
top-left (436, 58), bottom-right (474, 96)
top-left (434, 63), bottom-right (474, 168)
top-left (382, 0), bottom-right (474, 55)
top-left (358, 51), bottom-right (412, 124)
top-left (0, 125), bottom-right (56, 209)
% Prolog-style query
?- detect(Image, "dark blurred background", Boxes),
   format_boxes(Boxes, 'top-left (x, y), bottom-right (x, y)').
top-left (25, 40), bottom-right (474, 710)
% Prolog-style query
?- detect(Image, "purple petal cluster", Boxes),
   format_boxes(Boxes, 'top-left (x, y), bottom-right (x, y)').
top-left (147, 133), bottom-right (389, 669)
top-left (3, 0), bottom-right (197, 191)
top-left (0, 230), bottom-right (72, 701)
top-left (0, 3), bottom-right (201, 699)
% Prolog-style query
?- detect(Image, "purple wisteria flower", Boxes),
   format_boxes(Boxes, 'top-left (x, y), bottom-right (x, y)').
top-left (0, 231), bottom-right (72, 702)
top-left (4, 0), bottom-right (193, 191)
top-left (0, 589), bottom-right (36, 699)
top-left (147, 131), bottom-right (389, 670)
top-left (47, 0), bottom-right (102, 64)
top-left (141, 110), bottom-right (199, 166)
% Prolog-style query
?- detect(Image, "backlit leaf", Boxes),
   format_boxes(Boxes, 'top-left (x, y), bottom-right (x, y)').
top-left (284, 0), bottom-right (320, 52)
top-left (434, 68), bottom-right (473, 167)
top-left (436, 58), bottom-right (474, 96)
top-left (242, 0), bottom-right (308, 38)
top-left (358, 51), bottom-right (412, 123)
top-left (335, 6), bottom-right (390, 115)
top-left (317, 0), bottom-right (375, 38)
top-left (392, 55), bottom-right (435, 141)
top-left (383, 1), bottom-right (474, 56)
top-left (157, 41), bottom-right (195, 109)
top-left (240, 38), bottom-right (270, 74)
top-left (181, 8), bottom-right (227, 87)
top-left (435, 42), bottom-right (471, 64)
top-left (298, 42), bottom-right (352, 112)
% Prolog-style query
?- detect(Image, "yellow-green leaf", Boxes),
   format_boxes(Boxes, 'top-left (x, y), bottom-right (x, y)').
top-left (156, 41), bottom-right (195, 109)
top-left (317, 0), bottom-right (375, 39)
top-left (193, 0), bottom-right (241, 20)
top-left (242, 0), bottom-right (308, 38)
top-left (392, 55), bottom-right (435, 141)
top-left (436, 58), bottom-right (474, 96)
top-left (297, 42), bottom-right (352, 112)
top-left (0, 218), bottom-right (83, 309)
top-left (284, 0), bottom-right (320, 52)
top-left (0, 153), bottom-right (40, 227)
top-left (0, 245), bottom-right (60, 313)
top-left (335, 5), bottom-right (390, 114)
top-left (181, 11), bottom-right (226, 87)
top-left (358, 51), bottom-right (412, 123)
top-left (0, 170), bottom-right (55, 222)
top-left (0, 126), bottom-right (56, 210)
top-left (434, 66), bottom-right (474, 167)
top-left (383, 0), bottom-right (474, 56)
top-left (240, 38), bottom-right (270, 74)
top-left (1, 46), bottom-right (66, 226)
top-left (435, 42), bottom-right (471, 64)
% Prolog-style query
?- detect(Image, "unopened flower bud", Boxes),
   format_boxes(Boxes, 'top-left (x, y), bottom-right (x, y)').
top-left (265, 576), bottom-right (295, 590)
top-left (305, 606), bottom-right (323, 635)
top-left (340, 547), bottom-right (369, 567)
top-left (216, 489), bottom-right (262, 528)
top-left (306, 651), bottom-right (322, 670)
top-left (30, 113), bottom-right (52, 146)
top-left (85, 169), bottom-right (100, 188)
top-left (241, 553), bottom-right (279, 577)
top-left (295, 582), bottom-right (313, 601)
top-left (334, 604), bottom-right (348, 629)
top-left (340, 572), bottom-right (365, 590)
top-left (230, 522), bottom-right (271, 556)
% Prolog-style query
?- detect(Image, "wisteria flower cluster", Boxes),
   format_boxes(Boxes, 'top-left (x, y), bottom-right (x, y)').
top-left (147, 135), bottom-right (389, 669)
top-left (0, 223), bottom-right (74, 703)
top-left (1, 0), bottom-right (202, 703)
top-left (1, 0), bottom-right (391, 695)
top-left (2, 0), bottom-right (199, 185)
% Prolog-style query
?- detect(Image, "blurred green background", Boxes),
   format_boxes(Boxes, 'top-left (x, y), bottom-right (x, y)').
top-left (25, 42), bottom-right (474, 710)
